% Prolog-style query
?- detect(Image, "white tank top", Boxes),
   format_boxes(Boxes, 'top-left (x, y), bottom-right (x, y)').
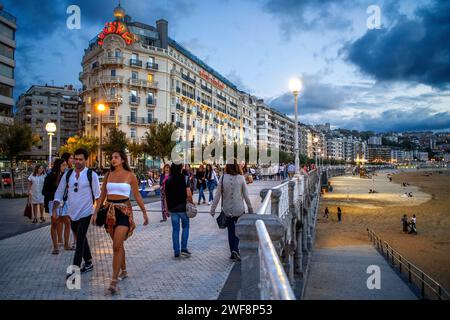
top-left (106, 182), bottom-right (131, 197)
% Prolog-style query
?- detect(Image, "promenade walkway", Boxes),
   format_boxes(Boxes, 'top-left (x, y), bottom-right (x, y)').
top-left (0, 180), bottom-right (278, 300)
top-left (304, 245), bottom-right (418, 300)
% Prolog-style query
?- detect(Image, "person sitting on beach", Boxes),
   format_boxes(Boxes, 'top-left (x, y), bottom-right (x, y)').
top-left (401, 214), bottom-right (408, 233)
top-left (408, 192), bottom-right (413, 197)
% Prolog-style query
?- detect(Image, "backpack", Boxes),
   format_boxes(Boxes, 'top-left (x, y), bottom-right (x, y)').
top-left (62, 168), bottom-right (95, 204)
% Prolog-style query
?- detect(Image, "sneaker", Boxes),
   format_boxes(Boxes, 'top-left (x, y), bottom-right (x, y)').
top-left (180, 249), bottom-right (191, 257)
top-left (231, 251), bottom-right (241, 262)
top-left (80, 261), bottom-right (94, 273)
top-left (174, 253), bottom-right (180, 258)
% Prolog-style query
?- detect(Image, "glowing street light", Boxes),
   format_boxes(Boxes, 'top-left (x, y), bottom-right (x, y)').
top-left (289, 77), bottom-right (302, 174)
top-left (45, 122), bottom-right (57, 168)
top-left (97, 103), bottom-right (106, 169)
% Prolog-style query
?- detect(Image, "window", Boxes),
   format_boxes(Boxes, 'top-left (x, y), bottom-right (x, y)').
top-left (109, 108), bottom-right (115, 117)
top-left (171, 113), bottom-right (175, 122)
top-left (0, 83), bottom-right (13, 98)
top-left (147, 111), bottom-right (153, 123)
top-left (111, 69), bottom-right (116, 76)
top-left (130, 108), bottom-right (137, 122)
top-left (0, 23), bottom-right (14, 40)
top-left (148, 56), bottom-right (155, 64)
top-left (132, 71), bottom-right (138, 79)
top-left (131, 53), bottom-right (138, 60)
top-left (110, 87), bottom-right (116, 95)
top-left (115, 49), bottom-right (122, 58)
top-left (130, 128), bottom-right (136, 138)
top-left (147, 92), bottom-right (154, 104)
top-left (0, 63), bottom-right (13, 79)
top-left (0, 43), bottom-right (14, 60)
top-left (130, 90), bottom-right (137, 101)
top-left (147, 74), bottom-right (153, 83)
top-left (107, 50), bottom-right (113, 58)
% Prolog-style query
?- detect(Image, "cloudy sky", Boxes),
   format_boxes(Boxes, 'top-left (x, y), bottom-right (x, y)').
top-left (4, 0), bottom-right (450, 132)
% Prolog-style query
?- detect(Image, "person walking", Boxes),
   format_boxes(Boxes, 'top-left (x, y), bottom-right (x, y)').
top-left (52, 149), bottom-right (101, 280)
top-left (28, 164), bottom-right (46, 223)
top-left (205, 164), bottom-right (218, 205)
top-left (183, 164), bottom-right (195, 193)
top-left (159, 164), bottom-right (171, 222)
top-left (210, 159), bottom-right (254, 261)
top-left (323, 207), bottom-right (329, 220)
top-left (337, 207), bottom-right (342, 223)
top-left (43, 158), bottom-right (74, 254)
top-left (409, 214), bottom-right (417, 234)
top-left (60, 153), bottom-right (76, 248)
top-left (164, 163), bottom-right (194, 258)
top-left (287, 163), bottom-right (295, 179)
top-left (93, 151), bottom-right (148, 294)
top-left (401, 214), bottom-right (408, 233)
top-left (195, 164), bottom-right (207, 204)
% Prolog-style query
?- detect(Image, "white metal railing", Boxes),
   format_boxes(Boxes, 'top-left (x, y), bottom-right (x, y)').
top-left (257, 190), bottom-right (272, 215)
top-left (273, 181), bottom-right (290, 219)
top-left (256, 220), bottom-right (296, 300)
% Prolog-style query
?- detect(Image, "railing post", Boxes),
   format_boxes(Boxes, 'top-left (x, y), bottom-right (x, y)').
top-left (399, 256), bottom-right (402, 273)
top-left (236, 214), bottom-right (285, 299)
top-left (288, 180), bottom-right (297, 283)
top-left (391, 248), bottom-right (395, 266)
top-left (438, 286), bottom-right (442, 300)
top-left (270, 189), bottom-right (282, 217)
top-left (421, 272), bottom-right (425, 297)
top-left (408, 263), bottom-right (412, 283)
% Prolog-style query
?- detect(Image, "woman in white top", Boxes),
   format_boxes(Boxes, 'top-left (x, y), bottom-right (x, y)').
top-left (28, 164), bottom-right (46, 223)
top-left (93, 150), bottom-right (149, 295)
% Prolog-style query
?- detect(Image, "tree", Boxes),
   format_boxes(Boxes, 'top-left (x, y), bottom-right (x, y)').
top-left (102, 128), bottom-right (128, 157)
top-left (143, 122), bottom-right (177, 164)
top-left (0, 123), bottom-right (37, 197)
top-left (59, 135), bottom-right (99, 157)
top-left (279, 150), bottom-right (294, 164)
top-left (128, 141), bottom-right (144, 168)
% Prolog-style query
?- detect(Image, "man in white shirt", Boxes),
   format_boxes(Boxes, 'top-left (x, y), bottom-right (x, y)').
top-left (53, 149), bottom-right (100, 278)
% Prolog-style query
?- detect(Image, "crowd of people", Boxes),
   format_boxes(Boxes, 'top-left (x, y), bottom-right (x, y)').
top-left (25, 150), bottom-right (260, 295)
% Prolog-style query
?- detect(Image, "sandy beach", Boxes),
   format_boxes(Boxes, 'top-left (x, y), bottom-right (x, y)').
top-left (316, 168), bottom-right (450, 290)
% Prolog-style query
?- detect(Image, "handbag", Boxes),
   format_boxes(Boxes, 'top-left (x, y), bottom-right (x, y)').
top-left (186, 202), bottom-right (197, 218)
top-left (216, 176), bottom-right (229, 229)
top-left (95, 205), bottom-right (108, 227)
top-left (24, 198), bottom-right (32, 220)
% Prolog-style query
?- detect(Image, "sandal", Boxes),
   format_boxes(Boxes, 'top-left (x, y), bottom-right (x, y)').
top-left (51, 249), bottom-right (59, 255)
top-left (108, 279), bottom-right (119, 295)
top-left (118, 270), bottom-right (128, 281)
top-left (32, 218), bottom-right (38, 224)
top-left (64, 245), bottom-right (76, 251)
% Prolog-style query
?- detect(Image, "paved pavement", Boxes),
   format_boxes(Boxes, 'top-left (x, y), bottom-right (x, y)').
top-left (304, 245), bottom-right (418, 300)
top-left (0, 179), bottom-right (279, 300)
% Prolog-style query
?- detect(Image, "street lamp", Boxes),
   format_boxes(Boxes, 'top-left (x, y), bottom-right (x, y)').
top-left (97, 103), bottom-right (106, 169)
top-left (289, 77), bottom-right (302, 174)
top-left (45, 122), bottom-right (57, 168)
top-left (313, 137), bottom-right (319, 168)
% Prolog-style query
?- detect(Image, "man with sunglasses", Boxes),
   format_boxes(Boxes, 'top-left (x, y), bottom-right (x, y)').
top-left (53, 148), bottom-right (101, 279)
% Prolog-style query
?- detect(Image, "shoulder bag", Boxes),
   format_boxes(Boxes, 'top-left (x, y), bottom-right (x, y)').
top-left (216, 176), bottom-right (229, 229)
top-left (186, 176), bottom-right (197, 218)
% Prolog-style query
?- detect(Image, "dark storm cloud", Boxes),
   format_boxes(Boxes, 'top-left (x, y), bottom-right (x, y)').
top-left (268, 76), bottom-right (354, 115)
top-left (338, 108), bottom-right (450, 132)
top-left (344, 0), bottom-right (450, 88)
top-left (254, 0), bottom-right (354, 38)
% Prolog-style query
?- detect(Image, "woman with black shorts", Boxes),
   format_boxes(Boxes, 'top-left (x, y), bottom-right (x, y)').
top-left (93, 150), bottom-right (149, 294)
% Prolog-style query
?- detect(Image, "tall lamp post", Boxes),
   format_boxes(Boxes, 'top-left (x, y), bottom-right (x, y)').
top-left (313, 137), bottom-right (319, 169)
top-left (289, 77), bottom-right (302, 174)
top-left (45, 122), bottom-right (56, 168)
top-left (97, 103), bottom-right (106, 169)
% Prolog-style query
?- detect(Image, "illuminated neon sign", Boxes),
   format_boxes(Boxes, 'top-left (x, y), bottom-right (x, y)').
top-left (199, 70), bottom-right (225, 90)
top-left (97, 21), bottom-right (134, 46)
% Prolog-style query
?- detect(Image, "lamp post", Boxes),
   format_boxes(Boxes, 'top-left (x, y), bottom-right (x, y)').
top-left (289, 77), bottom-right (302, 174)
top-left (313, 137), bottom-right (319, 169)
top-left (97, 103), bottom-right (106, 169)
top-left (45, 122), bottom-right (57, 168)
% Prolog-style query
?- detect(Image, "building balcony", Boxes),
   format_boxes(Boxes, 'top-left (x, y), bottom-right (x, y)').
top-left (216, 94), bottom-right (226, 102)
top-left (129, 59), bottom-right (143, 67)
top-left (105, 94), bottom-right (122, 103)
top-left (146, 98), bottom-right (157, 108)
top-left (181, 74), bottom-right (196, 85)
top-left (100, 56), bottom-right (124, 66)
top-left (146, 62), bottom-right (159, 70)
top-left (129, 96), bottom-right (140, 105)
top-left (181, 90), bottom-right (195, 100)
top-left (197, 111), bottom-right (204, 118)
top-left (127, 78), bottom-right (159, 89)
top-left (127, 116), bottom-right (157, 125)
top-left (94, 115), bottom-right (123, 125)
top-left (201, 85), bottom-right (212, 94)
top-left (91, 61), bottom-right (100, 71)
